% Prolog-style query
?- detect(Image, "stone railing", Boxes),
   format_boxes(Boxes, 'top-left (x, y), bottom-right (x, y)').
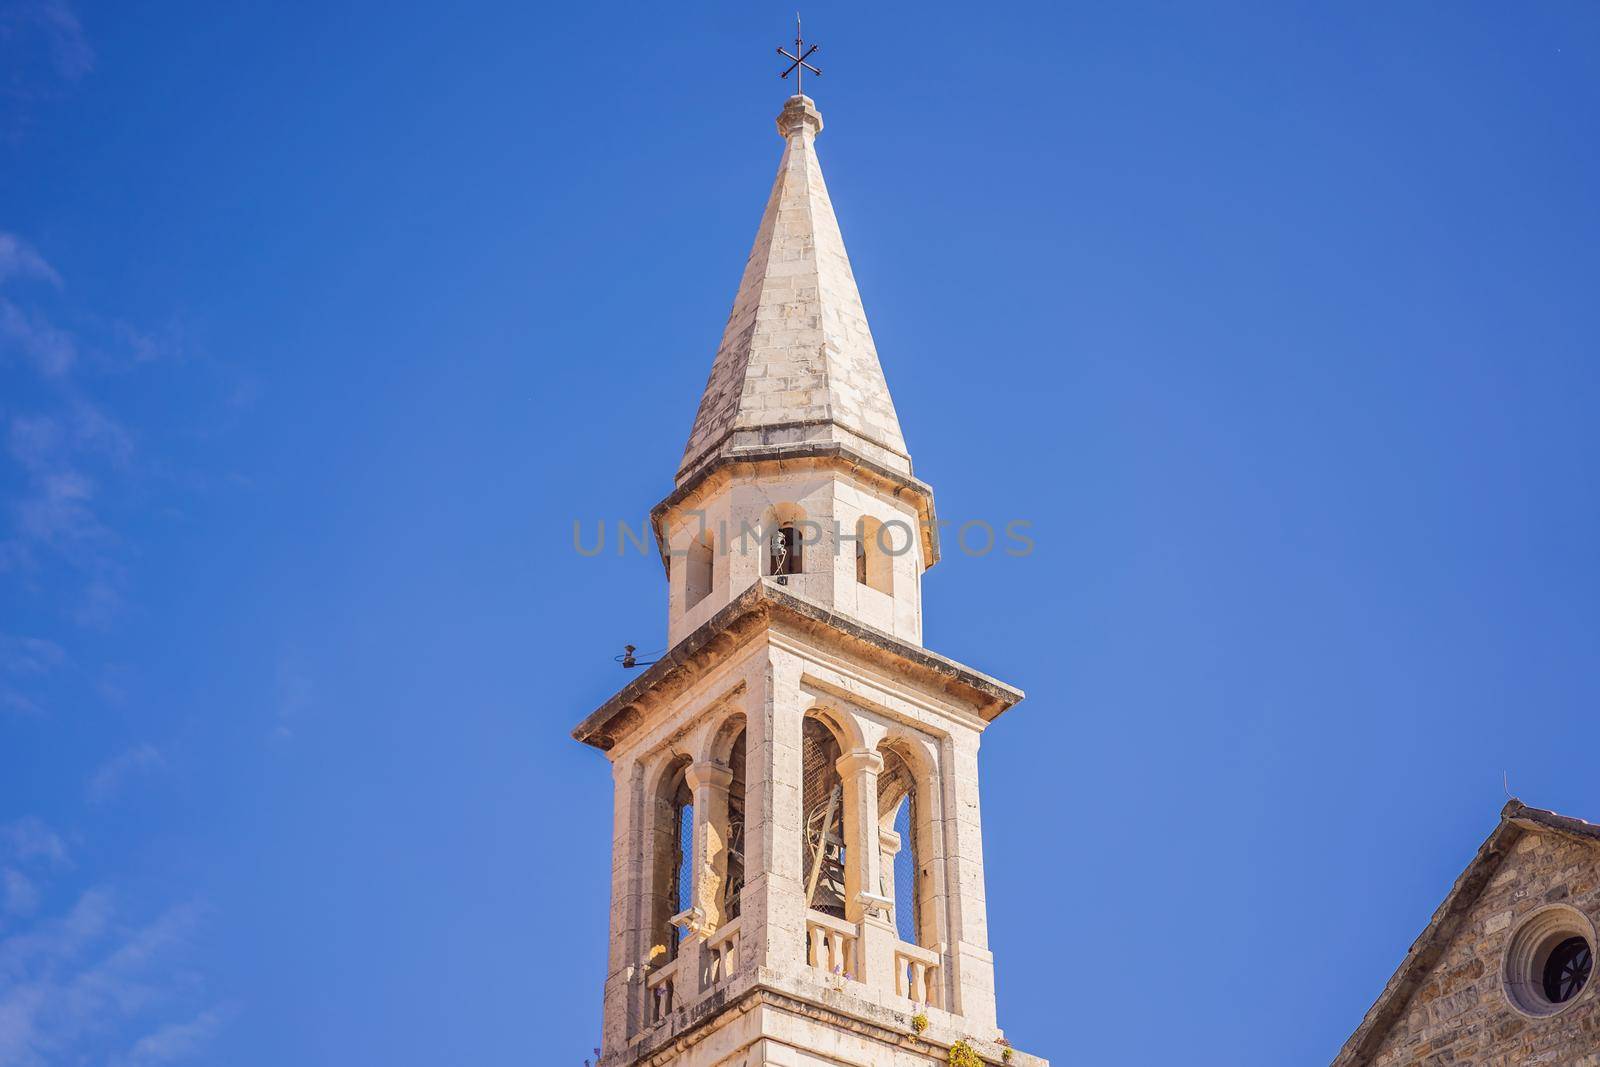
top-left (893, 940), bottom-right (941, 1008)
top-left (804, 910), bottom-right (860, 981)
top-left (645, 957), bottom-right (679, 1025)
top-left (700, 916), bottom-right (742, 990)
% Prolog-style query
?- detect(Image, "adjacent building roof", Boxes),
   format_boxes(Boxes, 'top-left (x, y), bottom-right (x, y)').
top-left (1333, 800), bottom-right (1600, 1067)
top-left (677, 95), bottom-right (911, 487)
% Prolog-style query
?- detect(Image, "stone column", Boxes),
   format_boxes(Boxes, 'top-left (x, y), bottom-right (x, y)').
top-left (741, 658), bottom-right (807, 973)
top-left (686, 760), bottom-right (734, 930)
top-left (835, 748), bottom-right (884, 921)
top-left (685, 758), bottom-right (737, 995)
top-left (878, 826), bottom-right (902, 929)
top-left (941, 729), bottom-right (997, 1029)
top-left (604, 758), bottom-right (645, 1050)
top-left (837, 747), bottom-right (896, 991)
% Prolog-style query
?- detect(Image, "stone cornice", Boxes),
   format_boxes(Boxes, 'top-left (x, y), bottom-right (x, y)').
top-left (608, 968), bottom-right (1045, 1067)
top-left (571, 583), bottom-right (1022, 752)
top-left (647, 443), bottom-right (942, 576)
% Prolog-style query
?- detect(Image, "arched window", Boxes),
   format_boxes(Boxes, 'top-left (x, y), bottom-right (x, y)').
top-left (673, 795), bottom-right (694, 949)
top-left (648, 759), bottom-right (695, 964)
top-left (855, 517), bottom-right (893, 595)
top-left (878, 744), bottom-right (925, 947)
top-left (799, 714), bottom-right (845, 917)
top-left (722, 729), bottom-right (745, 921)
top-left (685, 530), bottom-right (713, 610)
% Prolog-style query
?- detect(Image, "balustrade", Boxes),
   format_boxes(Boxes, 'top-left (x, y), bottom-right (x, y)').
top-left (893, 941), bottom-right (941, 1008)
top-left (645, 958), bottom-right (679, 1024)
top-left (804, 910), bottom-right (860, 980)
top-left (700, 917), bottom-right (742, 990)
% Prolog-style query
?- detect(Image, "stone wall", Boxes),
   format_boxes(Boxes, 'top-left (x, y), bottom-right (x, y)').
top-left (1369, 830), bottom-right (1600, 1065)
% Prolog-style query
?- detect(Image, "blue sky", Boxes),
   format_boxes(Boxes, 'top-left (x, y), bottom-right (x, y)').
top-left (1, 2), bottom-right (1597, 1064)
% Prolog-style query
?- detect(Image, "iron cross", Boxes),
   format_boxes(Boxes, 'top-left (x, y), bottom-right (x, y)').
top-left (777, 14), bottom-right (821, 95)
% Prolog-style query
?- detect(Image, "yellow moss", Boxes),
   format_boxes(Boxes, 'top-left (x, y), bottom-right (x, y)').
top-left (949, 1040), bottom-right (983, 1067)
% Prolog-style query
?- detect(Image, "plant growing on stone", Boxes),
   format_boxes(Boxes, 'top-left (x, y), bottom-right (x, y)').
top-left (948, 1039), bottom-right (983, 1067)
top-left (911, 1012), bottom-right (929, 1035)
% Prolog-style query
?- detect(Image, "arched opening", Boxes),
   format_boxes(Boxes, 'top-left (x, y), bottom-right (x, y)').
top-left (855, 517), bottom-right (893, 595)
top-left (723, 728), bottom-right (746, 920)
top-left (685, 529), bottom-right (714, 610)
top-left (647, 757), bottom-right (694, 965)
top-left (799, 713), bottom-right (846, 918)
top-left (878, 742), bottom-right (930, 948)
top-left (763, 504), bottom-right (806, 579)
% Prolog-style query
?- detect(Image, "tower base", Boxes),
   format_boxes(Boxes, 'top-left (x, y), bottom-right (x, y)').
top-left (604, 970), bottom-right (1045, 1067)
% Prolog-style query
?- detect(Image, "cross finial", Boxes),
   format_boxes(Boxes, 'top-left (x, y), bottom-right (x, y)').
top-left (777, 13), bottom-right (821, 97)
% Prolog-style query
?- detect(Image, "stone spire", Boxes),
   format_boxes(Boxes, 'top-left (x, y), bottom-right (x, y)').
top-left (678, 95), bottom-right (910, 486)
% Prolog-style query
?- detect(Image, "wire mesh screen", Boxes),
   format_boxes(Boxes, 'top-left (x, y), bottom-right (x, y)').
top-left (673, 799), bottom-right (694, 946)
top-left (891, 794), bottom-right (918, 944)
top-left (723, 731), bottom-right (746, 921)
top-left (800, 717), bottom-right (845, 917)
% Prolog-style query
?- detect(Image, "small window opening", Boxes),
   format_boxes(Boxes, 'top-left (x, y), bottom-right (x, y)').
top-left (855, 518), bottom-right (893, 595)
top-left (768, 524), bottom-right (802, 583)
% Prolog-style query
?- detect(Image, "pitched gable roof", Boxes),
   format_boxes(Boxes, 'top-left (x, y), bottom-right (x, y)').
top-left (1334, 800), bottom-right (1600, 1066)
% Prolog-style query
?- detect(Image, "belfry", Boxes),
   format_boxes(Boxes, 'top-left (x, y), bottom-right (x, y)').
top-left (572, 86), bottom-right (1045, 1067)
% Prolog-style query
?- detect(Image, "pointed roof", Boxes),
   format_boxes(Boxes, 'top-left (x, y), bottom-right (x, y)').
top-left (678, 95), bottom-right (910, 486)
top-left (1334, 801), bottom-right (1600, 1066)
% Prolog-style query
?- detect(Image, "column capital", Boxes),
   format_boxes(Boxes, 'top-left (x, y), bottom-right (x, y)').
top-left (835, 748), bottom-right (883, 779)
top-left (684, 760), bottom-right (734, 792)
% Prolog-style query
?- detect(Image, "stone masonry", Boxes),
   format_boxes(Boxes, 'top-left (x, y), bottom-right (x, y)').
top-left (678, 96), bottom-right (910, 486)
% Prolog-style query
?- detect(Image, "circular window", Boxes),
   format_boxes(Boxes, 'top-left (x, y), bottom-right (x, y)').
top-left (1504, 905), bottom-right (1598, 1017)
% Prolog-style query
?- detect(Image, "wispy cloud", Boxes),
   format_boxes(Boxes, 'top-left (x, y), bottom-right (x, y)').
top-left (0, 818), bottom-right (221, 1066)
top-left (0, 1), bottom-right (94, 138)
top-left (115, 1006), bottom-right (232, 1067)
top-left (0, 298), bottom-right (75, 375)
top-left (0, 633), bottom-right (65, 717)
top-left (0, 819), bottom-right (68, 868)
top-left (0, 232), bottom-right (141, 625)
top-left (0, 634), bottom-right (65, 676)
top-left (113, 317), bottom-right (189, 367)
top-left (4, 0), bottom-right (94, 81)
top-left (0, 234), bottom-right (61, 288)
top-left (2, 868), bottom-right (41, 918)
top-left (0, 892), bottom-right (203, 1065)
top-left (86, 743), bottom-right (165, 805)
top-left (0, 818), bottom-right (68, 920)
top-left (272, 657), bottom-right (313, 741)
top-left (0, 690), bottom-right (43, 715)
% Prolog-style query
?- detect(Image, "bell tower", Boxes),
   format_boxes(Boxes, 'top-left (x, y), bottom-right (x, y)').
top-left (573, 92), bottom-right (1045, 1067)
